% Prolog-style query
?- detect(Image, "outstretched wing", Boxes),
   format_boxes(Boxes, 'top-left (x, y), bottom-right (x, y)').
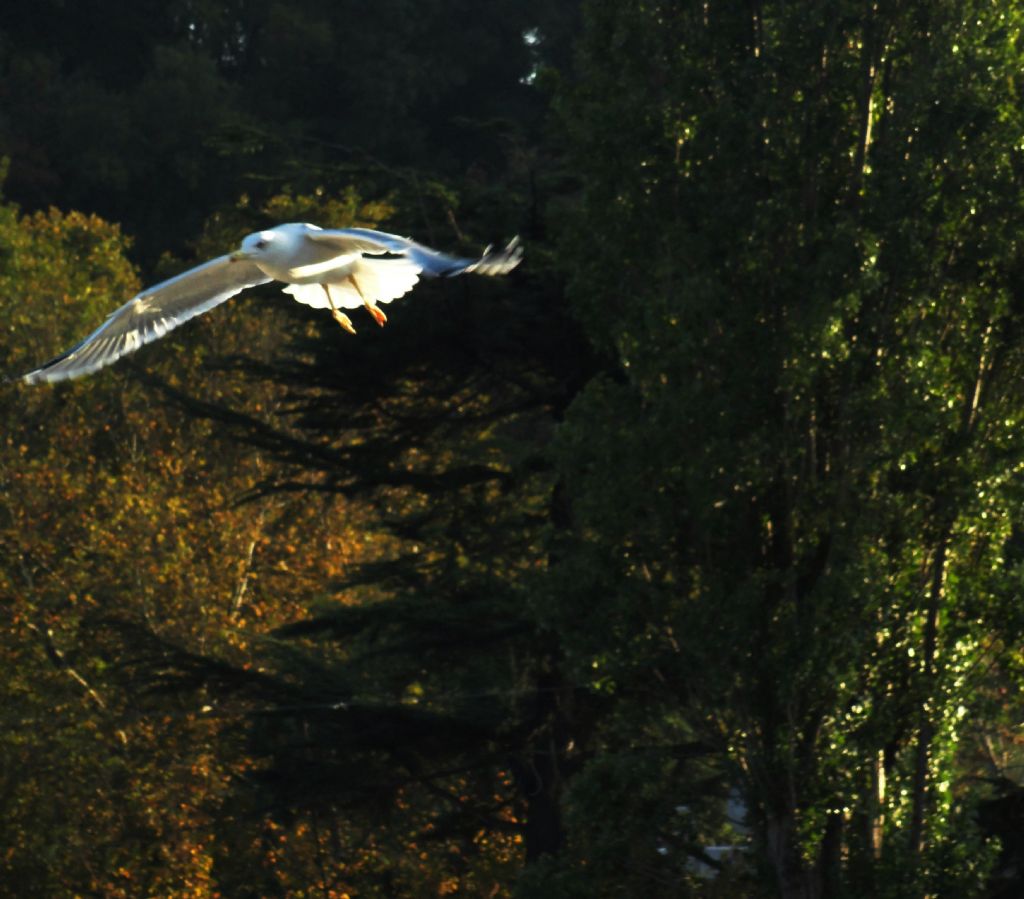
top-left (305, 228), bottom-right (523, 278)
top-left (22, 256), bottom-right (270, 385)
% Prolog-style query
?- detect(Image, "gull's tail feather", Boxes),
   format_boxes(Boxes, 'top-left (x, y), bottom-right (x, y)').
top-left (283, 283), bottom-right (346, 309)
top-left (351, 257), bottom-right (422, 304)
top-left (283, 257), bottom-right (422, 310)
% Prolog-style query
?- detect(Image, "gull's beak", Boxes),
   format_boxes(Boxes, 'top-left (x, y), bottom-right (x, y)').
top-left (229, 250), bottom-right (252, 262)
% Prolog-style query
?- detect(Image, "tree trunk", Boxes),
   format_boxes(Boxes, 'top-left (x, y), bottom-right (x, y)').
top-left (521, 749), bottom-right (565, 862)
top-left (818, 810), bottom-right (844, 899)
top-left (869, 749), bottom-right (885, 858)
top-left (766, 809), bottom-right (822, 899)
top-left (513, 659), bottom-right (576, 862)
top-left (909, 532), bottom-right (948, 856)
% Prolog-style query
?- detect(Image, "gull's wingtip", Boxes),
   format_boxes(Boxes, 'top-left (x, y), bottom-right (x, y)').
top-left (463, 236), bottom-right (524, 277)
top-left (18, 369), bottom-right (52, 387)
top-left (2, 366), bottom-right (39, 386)
top-left (17, 346), bottom-right (87, 386)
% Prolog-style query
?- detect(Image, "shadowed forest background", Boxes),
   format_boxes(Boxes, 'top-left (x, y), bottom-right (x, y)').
top-left (2, 2), bottom-right (1024, 897)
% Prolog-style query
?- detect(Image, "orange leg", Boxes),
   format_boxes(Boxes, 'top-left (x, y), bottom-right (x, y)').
top-left (321, 284), bottom-right (356, 334)
top-left (347, 274), bottom-right (387, 327)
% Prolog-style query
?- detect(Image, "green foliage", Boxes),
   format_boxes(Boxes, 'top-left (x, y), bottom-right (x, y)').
top-left (546, 0), bottom-right (1024, 895)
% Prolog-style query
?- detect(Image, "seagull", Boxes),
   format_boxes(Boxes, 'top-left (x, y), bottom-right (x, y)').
top-left (20, 223), bottom-right (523, 385)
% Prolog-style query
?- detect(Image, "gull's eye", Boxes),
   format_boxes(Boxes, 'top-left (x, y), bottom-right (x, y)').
top-left (255, 239), bottom-right (268, 250)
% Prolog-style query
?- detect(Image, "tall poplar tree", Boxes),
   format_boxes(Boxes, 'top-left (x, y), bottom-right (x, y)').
top-left (549, 2), bottom-right (1024, 896)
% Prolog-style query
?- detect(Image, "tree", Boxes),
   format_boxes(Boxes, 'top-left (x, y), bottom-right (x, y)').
top-left (547, 1), bottom-right (1024, 896)
top-left (0, 0), bottom-right (587, 891)
top-left (111, 184), bottom-right (595, 894)
top-left (0, 184), bottom-right (420, 895)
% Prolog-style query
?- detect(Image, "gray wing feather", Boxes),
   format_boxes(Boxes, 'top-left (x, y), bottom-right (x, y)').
top-left (23, 256), bottom-right (270, 384)
top-left (306, 228), bottom-right (523, 278)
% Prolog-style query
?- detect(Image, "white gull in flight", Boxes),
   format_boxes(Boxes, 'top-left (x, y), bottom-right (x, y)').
top-left (21, 223), bottom-right (522, 384)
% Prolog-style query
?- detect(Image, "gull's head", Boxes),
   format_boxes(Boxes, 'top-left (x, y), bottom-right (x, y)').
top-left (230, 230), bottom-right (278, 263)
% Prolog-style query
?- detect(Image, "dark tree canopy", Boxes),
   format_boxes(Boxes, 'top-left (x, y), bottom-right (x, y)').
top-left (0, 0), bottom-right (574, 260)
